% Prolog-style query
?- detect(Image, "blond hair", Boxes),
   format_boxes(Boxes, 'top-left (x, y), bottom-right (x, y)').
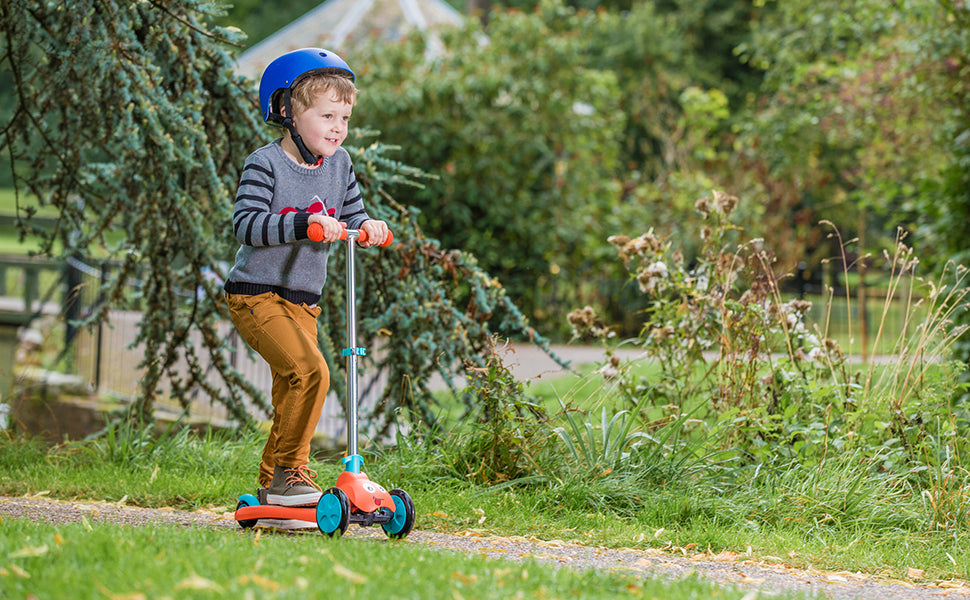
top-left (289, 72), bottom-right (357, 115)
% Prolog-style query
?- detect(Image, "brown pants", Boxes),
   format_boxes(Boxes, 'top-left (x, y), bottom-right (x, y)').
top-left (226, 292), bottom-right (329, 488)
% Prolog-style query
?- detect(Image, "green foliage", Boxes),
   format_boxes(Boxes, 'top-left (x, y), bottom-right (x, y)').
top-left (215, 0), bottom-right (321, 47)
top-left (354, 1), bottom-right (625, 330)
top-left (571, 191), bottom-right (970, 473)
top-left (351, 0), bottom-right (773, 336)
top-left (912, 0), bottom-right (970, 372)
top-left (0, 0), bottom-right (554, 431)
top-left (735, 0), bottom-right (954, 267)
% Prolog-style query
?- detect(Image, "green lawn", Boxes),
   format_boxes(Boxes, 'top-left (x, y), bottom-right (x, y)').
top-left (0, 430), bottom-right (817, 600)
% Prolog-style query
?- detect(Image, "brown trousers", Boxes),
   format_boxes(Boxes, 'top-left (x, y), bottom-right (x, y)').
top-left (226, 292), bottom-right (329, 488)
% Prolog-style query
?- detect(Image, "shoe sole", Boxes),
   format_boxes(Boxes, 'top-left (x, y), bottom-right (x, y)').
top-left (265, 492), bottom-right (323, 507)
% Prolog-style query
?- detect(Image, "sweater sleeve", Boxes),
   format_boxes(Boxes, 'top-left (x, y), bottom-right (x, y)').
top-left (232, 154), bottom-right (307, 246)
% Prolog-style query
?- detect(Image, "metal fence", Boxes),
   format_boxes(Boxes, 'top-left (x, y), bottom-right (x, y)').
top-left (1, 254), bottom-right (388, 444)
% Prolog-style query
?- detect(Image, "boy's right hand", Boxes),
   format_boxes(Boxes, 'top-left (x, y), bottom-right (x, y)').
top-left (307, 215), bottom-right (343, 242)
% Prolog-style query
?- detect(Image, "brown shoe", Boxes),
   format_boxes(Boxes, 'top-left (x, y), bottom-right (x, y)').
top-left (266, 465), bottom-right (323, 507)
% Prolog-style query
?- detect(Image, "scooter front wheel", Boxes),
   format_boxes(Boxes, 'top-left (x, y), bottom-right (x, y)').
top-left (316, 487), bottom-right (351, 537)
top-left (381, 488), bottom-right (415, 539)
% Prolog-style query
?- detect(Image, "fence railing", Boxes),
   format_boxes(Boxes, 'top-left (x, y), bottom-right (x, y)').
top-left (0, 254), bottom-right (384, 444)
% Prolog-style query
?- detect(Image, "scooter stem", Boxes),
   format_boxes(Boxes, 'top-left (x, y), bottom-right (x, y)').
top-left (342, 229), bottom-right (363, 473)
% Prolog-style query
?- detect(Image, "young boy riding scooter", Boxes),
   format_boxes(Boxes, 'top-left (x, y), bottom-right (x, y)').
top-left (224, 48), bottom-right (389, 526)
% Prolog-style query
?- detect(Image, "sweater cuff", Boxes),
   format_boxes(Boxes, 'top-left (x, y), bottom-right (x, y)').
top-left (294, 212), bottom-right (310, 239)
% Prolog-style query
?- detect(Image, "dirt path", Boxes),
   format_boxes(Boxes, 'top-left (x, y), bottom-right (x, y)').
top-left (2, 494), bottom-right (968, 600)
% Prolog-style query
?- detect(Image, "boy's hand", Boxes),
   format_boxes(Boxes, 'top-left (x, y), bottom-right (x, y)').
top-left (359, 219), bottom-right (390, 247)
top-left (307, 214), bottom-right (343, 242)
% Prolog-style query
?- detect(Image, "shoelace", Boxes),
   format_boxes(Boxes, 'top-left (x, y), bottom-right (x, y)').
top-left (284, 465), bottom-right (322, 492)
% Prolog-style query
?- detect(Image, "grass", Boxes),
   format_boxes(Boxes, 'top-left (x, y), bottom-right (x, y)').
top-left (2, 417), bottom-right (970, 589)
top-left (2, 519), bottom-right (780, 600)
top-left (0, 431), bottom-right (819, 600)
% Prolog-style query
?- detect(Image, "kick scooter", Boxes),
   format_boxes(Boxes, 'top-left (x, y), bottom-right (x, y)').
top-left (234, 224), bottom-right (415, 538)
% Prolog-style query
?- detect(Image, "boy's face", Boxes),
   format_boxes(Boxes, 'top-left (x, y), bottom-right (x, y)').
top-left (291, 93), bottom-right (353, 158)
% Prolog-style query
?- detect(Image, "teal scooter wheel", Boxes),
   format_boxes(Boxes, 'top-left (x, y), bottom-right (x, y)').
top-left (316, 487), bottom-right (351, 537)
top-left (381, 489), bottom-right (415, 539)
top-left (235, 494), bottom-right (260, 529)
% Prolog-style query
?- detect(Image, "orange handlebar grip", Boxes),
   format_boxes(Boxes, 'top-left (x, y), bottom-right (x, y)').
top-left (307, 222), bottom-right (325, 242)
top-left (307, 223), bottom-right (393, 247)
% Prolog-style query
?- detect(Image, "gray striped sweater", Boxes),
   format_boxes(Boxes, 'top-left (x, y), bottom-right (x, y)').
top-left (225, 140), bottom-right (371, 304)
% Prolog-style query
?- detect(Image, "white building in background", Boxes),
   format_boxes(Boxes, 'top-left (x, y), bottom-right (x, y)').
top-left (234, 0), bottom-right (465, 80)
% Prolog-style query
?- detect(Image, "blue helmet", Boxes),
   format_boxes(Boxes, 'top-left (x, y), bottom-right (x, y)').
top-left (258, 48), bottom-right (355, 123)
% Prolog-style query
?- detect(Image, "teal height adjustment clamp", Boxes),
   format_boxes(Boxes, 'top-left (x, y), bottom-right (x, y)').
top-left (343, 454), bottom-right (364, 473)
top-left (342, 347), bottom-right (367, 357)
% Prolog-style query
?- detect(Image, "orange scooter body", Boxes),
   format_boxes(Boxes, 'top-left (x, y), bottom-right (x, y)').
top-left (336, 470), bottom-right (393, 513)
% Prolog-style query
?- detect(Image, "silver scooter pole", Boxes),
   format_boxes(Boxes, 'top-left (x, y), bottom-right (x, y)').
top-left (343, 229), bottom-right (361, 470)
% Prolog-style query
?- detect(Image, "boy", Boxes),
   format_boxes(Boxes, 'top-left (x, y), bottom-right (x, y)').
top-left (224, 48), bottom-right (389, 517)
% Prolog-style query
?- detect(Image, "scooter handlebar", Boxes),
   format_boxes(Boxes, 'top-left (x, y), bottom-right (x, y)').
top-left (307, 222), bottom-right (394, 246)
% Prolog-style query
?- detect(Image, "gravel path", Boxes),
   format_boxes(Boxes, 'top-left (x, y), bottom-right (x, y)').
top-left (2, 494), bottom-right (968, 600)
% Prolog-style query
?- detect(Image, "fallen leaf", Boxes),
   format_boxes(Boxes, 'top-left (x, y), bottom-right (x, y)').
top-left (9, 545), bottom-right (48, 559)
top-left (458, 530), bottom-right (485, 537)
top-left (451, 572), bottom-right (479, 585)
top-left (176, 574), bottom-right (223, 592)
top-left (731, 571), bottom-right (764, 584)
top-left (906, 568), bottom-right (924, 580)
top-left (6, 563), bottom-right (29, 578)
top-left (238, 574), bottom-right (279, 591)
top-left (333, 564), bottom-right (366, 584)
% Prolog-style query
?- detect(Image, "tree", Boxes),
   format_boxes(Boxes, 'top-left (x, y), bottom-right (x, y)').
top-left (353, 2), bottom-right (625, 333)
top-left (736, 0), bottom-right (952, 267)
top-left (0, 0), bottom-right (553, 431)
top-left (910, 0), bottom-right (970, 373)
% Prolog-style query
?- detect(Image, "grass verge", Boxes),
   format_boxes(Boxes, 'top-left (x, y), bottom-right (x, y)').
top-left (2, 423), bottom-right (969, 587)
top-left (0, 431), bottom-right (824, 600)
top-left (2, 518), bottom-right (800, 600)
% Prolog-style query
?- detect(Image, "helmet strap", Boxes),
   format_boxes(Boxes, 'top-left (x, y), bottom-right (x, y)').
top-left (280, 88), bottom-right (323, 166)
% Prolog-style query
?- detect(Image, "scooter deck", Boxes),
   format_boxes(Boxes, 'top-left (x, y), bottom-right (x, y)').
top-left (234, 504), bottom-right (316, 522)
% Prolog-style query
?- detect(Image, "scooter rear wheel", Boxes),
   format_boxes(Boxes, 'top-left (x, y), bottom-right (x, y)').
top-left (235, 494), bottom-right (260, 529)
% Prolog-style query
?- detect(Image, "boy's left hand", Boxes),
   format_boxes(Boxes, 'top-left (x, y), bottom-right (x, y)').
top-left (359, 219), bottom-right (390, 247)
